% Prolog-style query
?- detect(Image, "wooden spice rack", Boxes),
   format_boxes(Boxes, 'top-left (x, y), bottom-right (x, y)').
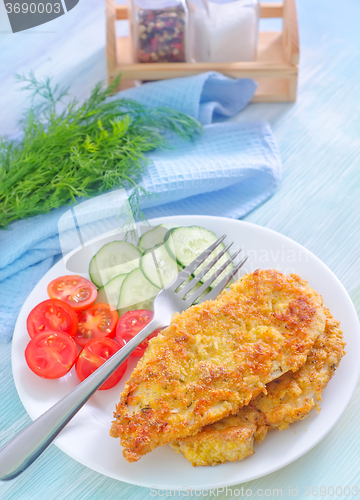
top-left (106, 0), bottom-right (299, 102)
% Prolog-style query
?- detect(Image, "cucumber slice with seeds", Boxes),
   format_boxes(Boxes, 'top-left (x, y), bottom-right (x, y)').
top-left (117, 268), bottom-right (160, 317)
top-left (139, 225), bottom-right (168, 251)
top-left (95, 274), bottom-right (127, 310)
top-left (140, 243), bottom-right (178, 288)
top-left (165, 226), bottom-right (234, 288)
top-left (89, 241), bottom-right (142, 287)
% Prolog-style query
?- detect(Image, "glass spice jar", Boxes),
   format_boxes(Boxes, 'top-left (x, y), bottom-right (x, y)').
top-left (188, 0), bottom-right (260, 63)
top-left (129, 0), bottom-right (188, 63)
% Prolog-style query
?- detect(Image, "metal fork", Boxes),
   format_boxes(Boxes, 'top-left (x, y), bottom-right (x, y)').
top-left (0, 236), bottom-right (247, 481)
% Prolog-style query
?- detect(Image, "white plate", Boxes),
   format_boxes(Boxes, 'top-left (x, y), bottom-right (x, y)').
top-left (12, 215), bottom-right (360, 490)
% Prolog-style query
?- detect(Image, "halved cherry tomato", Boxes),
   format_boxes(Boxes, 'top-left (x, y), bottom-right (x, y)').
top-left (26, 299), bottom-right (78, 339)
top-left (115, 309), bottom-right (161, 357)
top-left (47, 275), bottom-right (97, 312)
top-left (73, 303), bottom-right (119, 347)
top-left (75, 337), bottom-right (127, 390)
top-left (25, 331), bottom-right (77, 379)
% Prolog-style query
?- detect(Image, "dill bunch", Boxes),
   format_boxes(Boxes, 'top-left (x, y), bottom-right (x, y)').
top-left (0, 73), bottom-right (201, 229)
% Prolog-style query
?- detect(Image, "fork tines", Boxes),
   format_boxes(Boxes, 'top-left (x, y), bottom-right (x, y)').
top-left (167, 235), bottom-right (226, 292)
top-left (176, 241), bottom-right (234, 299)
top-left (203, 256), bottom-right (248, 303)
top-left (184, 253), bottom-right (248, 306)
top-left (165, 234), bottom-right (248, 306)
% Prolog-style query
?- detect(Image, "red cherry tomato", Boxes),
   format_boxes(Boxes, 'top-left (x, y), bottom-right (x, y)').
top-left (75, 338), bottom-right (127, 390)
top-left (115, 310), bottom-right (161, 358)
top-left (25, 331), bottom-right (77, 379)
top-left (73, 303), bottom-right (119, 347)
top-left (47, 275), bottom-right (97, 312)
top-left (26, 299), bottom-right (78, 339)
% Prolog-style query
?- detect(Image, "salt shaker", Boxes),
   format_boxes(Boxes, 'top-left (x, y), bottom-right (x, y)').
top-left (129, 0), bottom-right (188, 63)
top-left (188, 0), bottom-right (260, 63)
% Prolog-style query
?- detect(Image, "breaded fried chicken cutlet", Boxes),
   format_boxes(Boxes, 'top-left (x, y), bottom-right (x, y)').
top-left (171, 308), bottom-right (345, 466)
top-left (110, 270), bottom-right (326, 463)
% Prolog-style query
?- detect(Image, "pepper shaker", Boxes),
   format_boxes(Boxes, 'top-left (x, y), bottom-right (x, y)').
top-left (129, 0), bottom-right (188, 63)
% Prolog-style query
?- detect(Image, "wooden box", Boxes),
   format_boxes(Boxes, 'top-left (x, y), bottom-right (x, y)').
top-left (106, 0), bottom-right (299, 102)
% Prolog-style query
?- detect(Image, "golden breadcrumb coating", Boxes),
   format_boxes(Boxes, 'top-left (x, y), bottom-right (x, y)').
top-left (255, 307), bottom-right (345, 429)
top-left (172, 307), bottom-right (345, 466)
top-left (171, 407), bottom-right (268, 466)
top-left (110, 269), bottom-right (326, 463)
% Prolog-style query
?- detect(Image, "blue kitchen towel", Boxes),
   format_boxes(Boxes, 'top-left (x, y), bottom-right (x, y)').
top-left (118, 72), bottom-right (258, 125)
top-left (0, 71), bottom-right (281, 342)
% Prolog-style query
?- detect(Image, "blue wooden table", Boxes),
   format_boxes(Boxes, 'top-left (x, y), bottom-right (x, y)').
top-left (1, 0), bottom-right (360, 498)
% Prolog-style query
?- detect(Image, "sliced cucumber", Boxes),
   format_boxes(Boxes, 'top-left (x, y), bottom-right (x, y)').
top-left (95, 274), bottom-right (127, 310)
top-left (139, 225), bottom-right (168, 251)
top-left (140, 243), bottom-right (178, 288)
top-left (165, 226), bottom-right (234, 288)
top-left (89, 241), bottom-right (142, 287)
top-left (141, 243), bottom-right (162, 256)
top-left (117, 268), bottom-right (160, 316)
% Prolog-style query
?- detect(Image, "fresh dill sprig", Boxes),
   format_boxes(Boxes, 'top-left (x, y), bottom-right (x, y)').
top-left (0, 73), bottom-right (201, 229)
